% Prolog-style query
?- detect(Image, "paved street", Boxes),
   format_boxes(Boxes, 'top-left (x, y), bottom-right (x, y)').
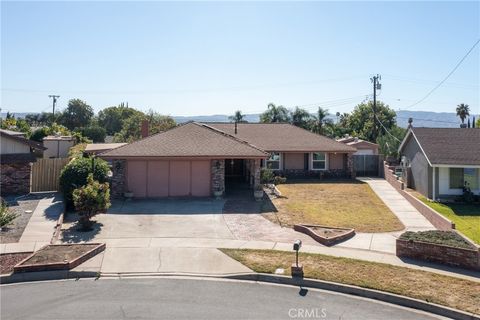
top-left (1, 278), bottom-right (448, 320)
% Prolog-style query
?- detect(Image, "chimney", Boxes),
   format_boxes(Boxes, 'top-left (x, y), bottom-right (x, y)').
top-left (234, 121), bottom-right (238, 134)
top-left (141, 120), bottom-right (149, 138)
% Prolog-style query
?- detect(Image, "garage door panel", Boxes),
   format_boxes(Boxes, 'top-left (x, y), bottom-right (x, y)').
top-left (169, 161), bottom-right (191, 196)
top-left (127, 161), bottom-right (147, 198)
top-left (191, 160), bottom-right (211, 196)
top-left (147, 161), bottom-right (169, 197)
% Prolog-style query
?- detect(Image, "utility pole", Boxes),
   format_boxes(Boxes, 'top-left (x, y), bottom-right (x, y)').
top-left (370, 75), bottom-right (381, 140)
top-left (48, 95), bottom-right (60, 119)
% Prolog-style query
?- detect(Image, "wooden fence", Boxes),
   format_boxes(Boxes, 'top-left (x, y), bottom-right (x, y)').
top-left (30, 158), bottom-right (70, 192)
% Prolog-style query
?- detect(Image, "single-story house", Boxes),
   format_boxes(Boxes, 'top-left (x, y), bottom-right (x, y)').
top-left (337, 136), bottom-right (379, 155)
top-left (398, 127), bottom-right (480, 200)
top-left (99, 122), bottom-right (356, 198)
top-left (0, 129), bottom-right (46, 195)
top-left (84, 143), bottom-right (127, 156)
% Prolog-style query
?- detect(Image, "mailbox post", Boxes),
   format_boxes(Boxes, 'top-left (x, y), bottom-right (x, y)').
top-left (291, 239), bottom-right (303, 278)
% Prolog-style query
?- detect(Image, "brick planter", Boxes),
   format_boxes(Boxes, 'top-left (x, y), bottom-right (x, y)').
top-left (294, 224), bottom-right (355, 246)
top-left (396, 238), bottom-right (480, 271)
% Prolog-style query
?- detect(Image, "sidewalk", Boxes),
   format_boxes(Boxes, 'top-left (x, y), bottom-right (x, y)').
top-left (71, 236), bottom-right (480, 282)
top-left (0, 194), bottom-right (63, 254)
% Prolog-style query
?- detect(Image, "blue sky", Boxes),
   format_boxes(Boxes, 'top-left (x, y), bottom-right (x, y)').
top-left (1, 1), bottom-right (479, 118)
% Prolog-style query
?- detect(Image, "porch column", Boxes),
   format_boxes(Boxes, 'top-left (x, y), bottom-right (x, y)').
top-left (111, 159), bottom-right (127, 198)
top-left (347, 153), bottom-right (356, 179)
top-left (253, 159), bottom-right (261, 190)
top-left (211, 159), bottom-right (225, 196)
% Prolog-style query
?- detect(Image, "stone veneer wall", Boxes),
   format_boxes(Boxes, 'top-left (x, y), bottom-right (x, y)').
top-left (0, 162), bottom-right (32, 195)
top-left (280, 169), bottom-right (349, 179)
top-left (211, 159), bottom-right (225, 195)
top-left (111, 159), bottom-right (126, 198)
top-left (396, 238), bottom-right (480, 271)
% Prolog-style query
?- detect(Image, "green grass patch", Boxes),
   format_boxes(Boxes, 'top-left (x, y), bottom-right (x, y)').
top-left (399, 230), bottom-right (475, 249)
top-left (221, 248), bottom-right (480, 315)
top-left (418, 197), bottom-right (480, 244)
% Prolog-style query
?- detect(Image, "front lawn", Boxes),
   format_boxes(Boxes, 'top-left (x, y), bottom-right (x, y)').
top-left (418, 197), bottom-right (480, 244)
top-left (221, 248), bottom-right (480, 315)
top-left (264, 182), bottom-right (404, 233)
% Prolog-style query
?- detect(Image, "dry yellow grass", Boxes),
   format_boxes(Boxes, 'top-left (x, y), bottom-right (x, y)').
top-left (264, 182), bottom-right (404, 233)
top-left (221, 249), bottom-right (480, 315)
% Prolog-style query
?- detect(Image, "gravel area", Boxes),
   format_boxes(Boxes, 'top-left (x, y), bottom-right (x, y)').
top-left (0, 194), bottom-right (48, 244)
top-left (0, 252), bottom-right (32, 274)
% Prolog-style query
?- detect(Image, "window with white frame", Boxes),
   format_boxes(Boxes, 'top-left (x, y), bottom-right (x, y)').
top-left (312, 152), bottom-right (326, 170)
top-left (449, 168), bottom-right (479, 189)
top-left (266, 152), bottom-right (281, 170)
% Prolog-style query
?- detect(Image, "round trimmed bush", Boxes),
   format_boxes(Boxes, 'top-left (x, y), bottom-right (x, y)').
top-left (59, 157), bottom-right (110, 209)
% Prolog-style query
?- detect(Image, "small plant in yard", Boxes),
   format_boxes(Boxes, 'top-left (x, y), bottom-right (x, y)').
top-left (73, 174), bottom-right (111, 231)
top-left (273, 175), bottom-right (287, 185)
top-left (260, 168), bottom-right (274, 184)
top-left (0, 200), bottom-right (18, 229)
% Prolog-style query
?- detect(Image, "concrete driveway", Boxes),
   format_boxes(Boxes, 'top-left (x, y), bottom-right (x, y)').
top-left (63, 198), bottom-right (235, 241)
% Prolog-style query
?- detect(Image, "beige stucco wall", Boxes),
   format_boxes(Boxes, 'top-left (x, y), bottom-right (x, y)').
top-left (43, 139), bottom-right (75, 158)
top-left (1, 136), bottom-right (30, 154)
top-left (328, 153), bottom-right (345, 170)
top-left (283, 153), bottom-right (304, 170)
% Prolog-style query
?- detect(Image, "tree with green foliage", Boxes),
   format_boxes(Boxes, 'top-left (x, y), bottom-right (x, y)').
top-left (113, 111), bottom-right (176, 142)
top-left (80, 126), bottom-right (106, 143)
top-left (73, 174), bottom-right (111, 230)
top-left (291, 107), bottom-right (312, 130)
top-left (310, 107), bottom-right (331, 135)
top-left (59, 157), bottom-right (110, 208)
top-left (377, 126), bottom-right (406, 158)
top-left (348, 101), bottom-right (396, 142)
top-left (228, 110), bottom-right (247, 123)
top-left (260, 103), bottom-right (290, 123)
top-left (97, 103), bottom-right (142, 135)
top-left (456, 103), bottom-right (470, 126)
top-left (58, 99), bottom-right (94, 130)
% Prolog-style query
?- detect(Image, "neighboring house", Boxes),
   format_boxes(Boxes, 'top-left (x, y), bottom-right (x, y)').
top-left (398, 128), bottom-right (480, 200)
top-left (0, 128), bottom-right (26, 138)
top-left (0, 129), bottom-right (46, 195)
top-left (99, 122), bottom-right (356, 199)
top-left (337, 136), bottom-right (379, 155)
top-left (84, 143), bottom-right (127, 156)
top-left (43, 135), bottom-right (76, 158)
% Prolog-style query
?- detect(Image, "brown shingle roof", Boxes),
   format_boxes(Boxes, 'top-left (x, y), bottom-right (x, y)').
top-left (207, 123), bottom-right (356, 152)
top-left (99, 122), bottom-right (268, 158)
top-left (405, 128), bottom-right (480, 166)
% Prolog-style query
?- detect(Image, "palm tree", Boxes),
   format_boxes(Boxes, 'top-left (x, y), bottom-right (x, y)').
top-left (291, 107), bottom-right (312, 129)
top-left (456, 103), bottom-right (470, 125)
top-left (311, 107), bottom-right (330, 134)
top-left (259, 103), bottom-right (290, 123)
top-left (228, 110), bottom-right (246, 123)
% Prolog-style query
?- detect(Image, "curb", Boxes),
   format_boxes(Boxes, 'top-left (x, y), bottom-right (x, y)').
top-left (224, 273), bottom-right (479, 320)
top-left (1, 271), bottom-right (478, 320)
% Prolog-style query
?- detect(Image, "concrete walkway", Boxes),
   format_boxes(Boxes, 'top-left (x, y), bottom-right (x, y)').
top-left (1, 194), bottom-right (63, 254)
top-left (70, 236), bottom-right (480, 282)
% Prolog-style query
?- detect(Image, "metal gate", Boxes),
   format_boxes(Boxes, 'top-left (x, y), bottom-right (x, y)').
top-left (353, 155), bottom-right (381, 177)
top-left (30, 158), bottom-right (70, 192)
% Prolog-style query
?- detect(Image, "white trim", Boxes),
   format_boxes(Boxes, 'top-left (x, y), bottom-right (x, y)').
top-left (434, 164), bottom-right (480, 168)
top-left (398, 129), bottom-right (433, 167)
top-left (264, 152), bottom-right (282, 170)
top-left (432, 166), bottom-right (436, 201)
top-left (310, 152), bottom-right (328, 171)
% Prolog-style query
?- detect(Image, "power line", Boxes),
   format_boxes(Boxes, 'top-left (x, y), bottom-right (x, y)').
top-left (375, 115), bottom-right (402, 143)
top-left (402, 38), bottom-right (480, 110)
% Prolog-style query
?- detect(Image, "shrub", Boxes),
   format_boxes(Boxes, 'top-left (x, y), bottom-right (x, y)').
top-left (80, 126), bottom-right (106, 143)
top-left (260, 168), bottom-right (274, 184)
top-left (59, 157), bottom-right (110, 209)
top-left (399, 230), bottom-right (475, 250)
top-left (29, 127), bottom-right (49, 142)
top-left (0, 200), bottom-right (18, 228)
top-left (273, 176), bottom-right (287, 185)
top-left (73, 174), bottom-right (111, 230)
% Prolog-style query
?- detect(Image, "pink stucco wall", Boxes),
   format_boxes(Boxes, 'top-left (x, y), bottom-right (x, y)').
top-left (147, 161), bottom-right (169, 197)
top-left (284, 153), bottom-right (304, 170)
top-left (329, 153), bottom-right (345, 170)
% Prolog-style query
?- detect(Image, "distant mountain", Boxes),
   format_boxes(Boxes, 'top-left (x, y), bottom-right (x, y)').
top-left (3, 110), bottom-right (475, 128)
